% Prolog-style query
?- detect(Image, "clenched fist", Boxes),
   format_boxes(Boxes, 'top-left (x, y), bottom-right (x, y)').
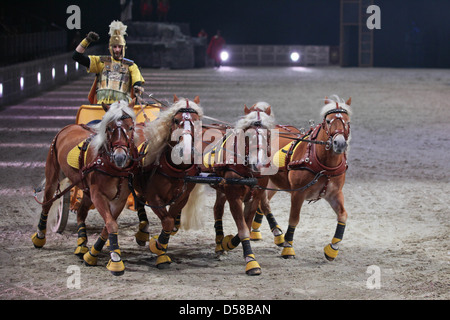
top-left (86, 31), bottom-right (100, 43)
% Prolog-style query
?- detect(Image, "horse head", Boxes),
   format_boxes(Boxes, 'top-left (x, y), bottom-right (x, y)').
top-left (169, 95), bottom-right (203, 165)
top-left (92, 100), bottom-right (137, 168)
top-left (235, 102), bottom-right (275, 172)
top-left (321, 96), bottom-right (352, 154)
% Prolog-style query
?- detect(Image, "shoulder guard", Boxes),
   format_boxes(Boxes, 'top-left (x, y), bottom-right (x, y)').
top-left (122, 58), bottom-right (134, 66)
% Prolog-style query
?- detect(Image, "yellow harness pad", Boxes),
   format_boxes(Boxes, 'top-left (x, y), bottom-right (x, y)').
top-left (67, 139), bottom-right (90, 169)
top-left (272, 136), bottom-right (308, 168)
top-left (138, 141), bottom-right (149, 166)
top-left (203, 135), bottom-right (231, 168)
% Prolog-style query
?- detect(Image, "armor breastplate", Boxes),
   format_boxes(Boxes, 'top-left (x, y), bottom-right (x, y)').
top-left (96, 56), bottom-right (133, 103)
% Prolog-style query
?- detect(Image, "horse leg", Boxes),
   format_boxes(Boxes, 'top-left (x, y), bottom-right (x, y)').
top-left (31, 154), bottom-right (61, 248)
top-left (92, 192), bottom-right (125, 276)
top-left (251, 190), bottom-right (285, 246)
top-left (148, 208), bottom-right (174, 269)
top-left (280, 190), bottom-right (305, 259)
top-left (134, 196), bottom-right (150, 246)
top-left (83, 226), bottom-right (107, 266)
top-left (223, 195), bottom-right (261, 276)
top-left (73, 193), bottom-right (92, 257)
top-left (213, 189), bottom-right (227, 254)
top-left (324, 191), bottom-right (348, 261)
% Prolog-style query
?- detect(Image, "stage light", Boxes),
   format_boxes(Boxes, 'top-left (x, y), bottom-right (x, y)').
top-left (290, 52), bottom-right (300, 62)
top-left (0, 83), bottom-right (3, 98)
top-left (64, 64), bottom-right (68, 75)
top-left (52, 68), bottom-right (56, 79)
top-left (20, 77), bottom-right (24, 90)
top-left (75, 62), bottom-right (79, 71)
top-left (220, 51), bottom-right (229, 62)
top-left (37, 72), bottom-right (41, 85)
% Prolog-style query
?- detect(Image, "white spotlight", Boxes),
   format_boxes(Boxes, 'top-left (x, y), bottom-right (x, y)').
top-left (20, 77), bottom-right (24, 90)
top-left (64, 64), bottom-right (68, 75)
top-left (52, 68), bottom-right (56, 79)
top-left (75, 62), bottom-right (79, 71)
top-left (220, 51), bottom-right (229, 62)
top-left (0, 83), bottom-right (3, 98)
top-left (37, 72), bottom-right (41, 85)
top-left (290, 52), bottom-right (300, 62)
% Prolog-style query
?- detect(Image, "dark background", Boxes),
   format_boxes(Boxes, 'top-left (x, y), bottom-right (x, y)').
top-left (1, 0), bottom-right (449, 67)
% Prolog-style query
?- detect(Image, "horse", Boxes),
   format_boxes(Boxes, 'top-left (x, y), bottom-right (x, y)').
top-left (201, 102), bottom-right (276, 275)
top-left (131, 95), bottom-right (206, 268)
top-left (255, 96), bottom-right (352, 261)
top-left (32, 99), bottom-right (142, 276)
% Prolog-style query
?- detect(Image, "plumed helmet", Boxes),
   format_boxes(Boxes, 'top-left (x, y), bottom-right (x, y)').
top-left (108, 20), bottom-right (127, 58)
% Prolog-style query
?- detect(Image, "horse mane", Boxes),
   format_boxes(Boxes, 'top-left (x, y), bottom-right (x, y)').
top-left (143, 97), bottom-right (203, 166)
top-left (320, 95), bottom-right (352, 118)
top-left (235, 102), bottom-right (276, 131)
top-left (90, 100), bottom-right (136, 155)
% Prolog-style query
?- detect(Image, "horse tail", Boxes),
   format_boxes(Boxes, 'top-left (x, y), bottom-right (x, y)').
top-left (180, 184), bottom-right (206, 230)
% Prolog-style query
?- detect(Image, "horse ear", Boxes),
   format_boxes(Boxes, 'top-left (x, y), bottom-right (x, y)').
top-left (101, 102), bottom-right (110, 112)
top-left (265, 106), bottom-right (271, 116)
top-left (194, 96), bottom-right (200, 104)
top-left (244, 104), bottom-right (250, 114)
top-left (173, 94), bottom-right (179, 103)
top-left (129, 98), bottom-right (136, 108)
top-left (324, 96), bottom-right (330, 105)
top-left (346, 97), bottom-right (352, 106)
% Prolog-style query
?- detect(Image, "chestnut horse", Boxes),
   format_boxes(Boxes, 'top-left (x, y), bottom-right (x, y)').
top-left (131, 95), bottom-right (206, 268)
top-left (32, 100), bottom-right (142, 276)
top-left (201, 102), bottom-right (276, 275)
top-left (255, 96), bottom-right (352, 261)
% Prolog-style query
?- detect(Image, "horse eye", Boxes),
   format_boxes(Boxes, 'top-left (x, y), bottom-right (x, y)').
top-left (173, 119), bottom-right (179, 125)
top-left (129, 126), bottom-right (134, 131)
top-left (326, 119), bottom-right (331, 124)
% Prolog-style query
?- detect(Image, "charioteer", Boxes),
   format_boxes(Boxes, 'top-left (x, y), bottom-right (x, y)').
top-left (72, 20), bottom-right (145, 105)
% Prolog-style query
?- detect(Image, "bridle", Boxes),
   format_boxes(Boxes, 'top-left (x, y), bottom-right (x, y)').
top-left (104, 114), bottom-right (137, 164)
top-left (322, 107), bottom-right (351, 150)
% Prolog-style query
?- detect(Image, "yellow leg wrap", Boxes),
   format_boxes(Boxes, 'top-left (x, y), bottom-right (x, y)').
top-left (83, 251), bottom-right (98, 266)
top-left (245, 254), bottom-right (261, 276)
top-left (74, 245), bottom-right (89, 256)
top-left (31, 231), bottom-right (46, 248)
top-left (324, 243), bottom-right (339, 261)
top-left (215, 235), bottom-right (224, 253)
top-left (149, 236), bottom-right (168, 255)
top-left (281, 242), bottom-right (295, 259)
top-left (156, 254), bottom-right (172, 268)
top-left (106, 259), bottom-right (125, 276)
top-left (273, 227), bottom-right (285, 246)
top-left (221, 235), bottom-right (237, 251)
top-left (135, 221), bottom-right (149, 246)
top-left (250, 229), bottom-right (262, 241)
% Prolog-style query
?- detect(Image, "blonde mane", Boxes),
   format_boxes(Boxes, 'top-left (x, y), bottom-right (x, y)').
top-left (143, 97), bottom-right (203, 166)
top-left (235, 102), bottom-right (276, 131)
top-left (320, 95), bottom-right (352, 118)
top-left (90, 100), bottom-right (136, 155)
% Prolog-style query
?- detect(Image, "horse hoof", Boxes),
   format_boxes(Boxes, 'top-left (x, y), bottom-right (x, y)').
top-left (245, 260), bottom-right (262, 276)
top-left (324, 243), bottom-right (339, 261)
top-left (106, 259), bottom-right (125, 276)
top-left (135, 231), bottom-right (149, 247)
top-left (74, 245), bottom-right (89, 258)
top-left (83, 251), bottom-right (98, 266)
top-left (156, 254), bottom-right (172, 269)
top-left (221, 234), bottom-right (238, 251)
top-left (31, 232), bottom-right (46, 248)
top-left (149, 236), bottom-right (167, 255)
top-left (250, 230), bottom-right (262, 241)
top-left (274, 233), bottom-right (285, 247)
top-left (281, 246), bottom-right (296, 259)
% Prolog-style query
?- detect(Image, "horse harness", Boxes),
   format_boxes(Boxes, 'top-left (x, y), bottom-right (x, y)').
top-left (275, 108), bottom-right (350, 201)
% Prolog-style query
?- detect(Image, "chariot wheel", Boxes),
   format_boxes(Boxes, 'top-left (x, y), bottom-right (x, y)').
top-left (48, 191), bottom-right (70, 234)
